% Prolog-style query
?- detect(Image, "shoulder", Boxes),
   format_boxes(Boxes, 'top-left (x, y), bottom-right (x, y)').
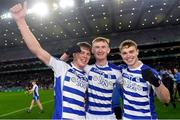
top-left (84, 64), bottom-right (93, 73)
top-left (49, 56), bottom-right (69, 67)
top-left (108, 63), bottom-right (120, 70)
top-left (118, 64), bottom-right (128, 70)
top-left (141, 64), bottom-right (159, 75)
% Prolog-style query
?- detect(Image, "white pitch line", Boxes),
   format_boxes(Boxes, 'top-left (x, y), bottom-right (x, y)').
top-left (0, 99), bottom-right (54, 118)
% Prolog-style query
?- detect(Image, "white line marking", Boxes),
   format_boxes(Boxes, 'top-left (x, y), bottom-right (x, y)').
top-left (0, 99), bottom-right (54, 118)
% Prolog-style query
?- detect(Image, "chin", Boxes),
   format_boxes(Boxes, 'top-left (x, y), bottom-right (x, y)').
top-left (80, 63), bottom-right (86, 68)
top-left (125, 61), bottom-right (134, 66)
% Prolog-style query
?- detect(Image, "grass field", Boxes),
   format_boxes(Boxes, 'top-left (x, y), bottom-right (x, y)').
top-left (0, 89), bottom-right (180, 119)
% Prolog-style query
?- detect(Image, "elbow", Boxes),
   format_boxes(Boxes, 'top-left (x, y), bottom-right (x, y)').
top-left (164, 94), bottom-right (170, 103)
top-left (162, 91), bottom-right (170, 103)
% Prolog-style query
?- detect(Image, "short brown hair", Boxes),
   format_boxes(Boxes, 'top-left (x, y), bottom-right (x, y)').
top-left (119, 39), bottom-right (138, 52)
top-left (92, 37), bottom-right (110, 45)
top-left (77, 42), bottom-right (91, 51)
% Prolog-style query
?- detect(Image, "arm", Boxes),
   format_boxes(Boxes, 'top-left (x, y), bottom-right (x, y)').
top-left (10, 2), bottom-right (50, 65)
top-left (60, 53), bottom-right (69, 62)
top-left (112, 83), bottom-right (122, 119)
top-left (154, 83), bottom-right (170, 103)
top-left (142, 68), bottom-right (170, 103)
top-left (59, 44), bottom-right (81, 61)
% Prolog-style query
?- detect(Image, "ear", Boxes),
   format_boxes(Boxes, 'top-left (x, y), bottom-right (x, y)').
top-left (107, 47), bottom-right (110, 54)
top-left (72, 53), bottom-right (76, 58)
top-left (137, 49), bottom-right (139, 55)
top-left (91, 47), bottom-right (94, 55)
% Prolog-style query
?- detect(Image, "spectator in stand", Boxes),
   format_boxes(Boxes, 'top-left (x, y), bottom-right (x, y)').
top-left (174, 68), bottom-right (180, 101)
top-left (162, 71), bottom-right (176, 108)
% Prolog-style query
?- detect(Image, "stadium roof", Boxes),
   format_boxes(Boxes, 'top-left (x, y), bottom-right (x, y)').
top-left (0, 0), bottom-right (180, 49)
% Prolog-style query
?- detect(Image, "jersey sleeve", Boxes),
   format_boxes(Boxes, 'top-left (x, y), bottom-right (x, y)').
top-left (48, 56), bottom-right (69, 76)
top-left (110, 63), bottom-right (123, 84)
top-left (31, 85), bottom-right (36, 91)
top-left (84, 64), bottom-right (92, 74)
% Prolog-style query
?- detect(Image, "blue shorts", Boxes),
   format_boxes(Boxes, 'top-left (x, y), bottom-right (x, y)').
top-left (33, 96), bottom-right (39, 101)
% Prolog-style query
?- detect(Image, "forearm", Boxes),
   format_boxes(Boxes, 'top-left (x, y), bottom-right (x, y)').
top-left (155, 83), bottom-right (170, 103)
top-left (60, 53), bottom-right (69, 62)
top-left (16, 19), bottom-right (50, 65)
top-left (16, 19), bottom-right (42, 55)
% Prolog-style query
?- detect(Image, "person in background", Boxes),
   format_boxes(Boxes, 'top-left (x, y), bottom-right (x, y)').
top-left (174, 68), bottom-right (180, 101)
top-left (27, 80), bottom-right (44, 113)
top-left (118, 39), bottom-right (170, 119)
top-left (161, 71), bottom-right (176, 108)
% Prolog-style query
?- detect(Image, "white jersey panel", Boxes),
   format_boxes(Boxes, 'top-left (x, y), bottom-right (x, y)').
top-left (48, 56), bottom-right (88, 119)
top-left (85, 63), bottom-right (122, 117)
top-left (120, 63), bottom-right (158, 119)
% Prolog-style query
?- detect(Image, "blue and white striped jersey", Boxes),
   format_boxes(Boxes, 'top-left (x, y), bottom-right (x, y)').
top-left (49, 57), bottom-right (88, 120)
top-left (84, 63), bottom-right (122, 118)
top-left (119, 63), bottom-right (160, 120)
top-left (32, 84), bottom-right (39, 98)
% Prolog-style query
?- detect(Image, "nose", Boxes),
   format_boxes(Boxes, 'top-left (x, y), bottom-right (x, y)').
top-left (125, 53), bottom-right (131, 58)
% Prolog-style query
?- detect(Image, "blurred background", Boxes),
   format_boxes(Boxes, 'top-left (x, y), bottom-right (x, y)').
top-left (0, 0), bottom-right (180, 119)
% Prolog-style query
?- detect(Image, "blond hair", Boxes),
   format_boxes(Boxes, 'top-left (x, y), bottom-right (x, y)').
top-left (119, 39), bottom-right (138, 52)
top-left (92, 37), bottom-right (110, 45)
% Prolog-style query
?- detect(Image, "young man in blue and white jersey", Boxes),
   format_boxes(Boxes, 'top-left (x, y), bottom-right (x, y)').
top-left (60, 38), bottom-right (122, 120)
top-left (119, 39), bottom-right (170, 119)
top-left (10, 2), bottom-right (91, 119)
top-left (84, 37), bottom-right (122, 120)
top-left (27, 80), bottom-right (43, 113)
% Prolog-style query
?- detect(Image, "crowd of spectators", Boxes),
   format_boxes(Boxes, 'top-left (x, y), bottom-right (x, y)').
top-left (0, 70), bottom-right (53, 92)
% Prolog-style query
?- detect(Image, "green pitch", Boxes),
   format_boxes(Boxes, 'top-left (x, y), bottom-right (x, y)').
top-left (0, 90), bottom-right (180, 119)
top-left (0, 90), bottom-right (54, 119)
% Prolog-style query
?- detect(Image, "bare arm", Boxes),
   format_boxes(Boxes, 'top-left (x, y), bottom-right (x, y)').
top-left (10, 2), bottom-right (50, 65)
top-left (60, 53), bottom-right (69, 62)
top-left (154, 83), bottom-right (170, 103)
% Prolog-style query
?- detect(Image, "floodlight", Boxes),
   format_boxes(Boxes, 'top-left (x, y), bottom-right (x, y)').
top-left (29, 2), bottom-right (49, 17)
top-left (59, 0), bottom-right (74, 9)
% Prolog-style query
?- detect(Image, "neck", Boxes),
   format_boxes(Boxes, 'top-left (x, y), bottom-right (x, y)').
top-left (72, 61), bottom-right (83, 70)
top-left (129, 60), bottom-right (142, 69)
top-left (95, 59), bottom-right (108, 66)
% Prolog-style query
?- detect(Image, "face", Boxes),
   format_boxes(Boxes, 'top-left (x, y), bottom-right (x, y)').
top-left (73, 47), bottom-right (91, 69)
top-left (92, 41), bottom-right (110, 61)
top-left (120, 46), bottom-right (139, 68)
top-left (32, 81), bottom-right (36, 85)
top-left (174, 68), bottom-right (178, 73)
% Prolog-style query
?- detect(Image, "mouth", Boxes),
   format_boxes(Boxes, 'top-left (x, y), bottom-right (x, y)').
top-left (126, 58), bottom-right (134, 63)
top-left (80, 59), bottom-right (87, 64)
top-left (97, 53), bottom-right (104, 56)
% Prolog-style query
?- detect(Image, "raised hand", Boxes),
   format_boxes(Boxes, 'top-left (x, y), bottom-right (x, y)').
top-left (10, 1), bottom-right (27, 21)
top-left (141, 68), bottom-right (160, 87)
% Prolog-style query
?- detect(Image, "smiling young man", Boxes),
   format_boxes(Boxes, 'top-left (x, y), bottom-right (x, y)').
top-left (10, 2), bottom-right (91, 119)
top-left (84, 37), bottom-right (122, 120)
top-left (119, 39), bottom-right (170, 119)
